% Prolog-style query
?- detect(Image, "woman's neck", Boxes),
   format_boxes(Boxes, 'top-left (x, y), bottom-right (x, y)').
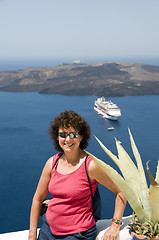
top-left (63, 149), bottom-right (85, 165)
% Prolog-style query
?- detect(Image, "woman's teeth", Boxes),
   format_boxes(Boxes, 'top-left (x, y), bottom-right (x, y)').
top-left (65, 143), bottom-right (73, 147)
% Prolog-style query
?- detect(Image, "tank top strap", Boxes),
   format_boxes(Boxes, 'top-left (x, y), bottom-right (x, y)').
top-left (52, 153), bottom-right (63, 169)
top-left (85, 155), bottom-right (93, 171)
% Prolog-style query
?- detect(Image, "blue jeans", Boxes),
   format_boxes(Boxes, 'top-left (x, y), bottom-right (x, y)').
top-left (37, 214), bottom-right (97, 240)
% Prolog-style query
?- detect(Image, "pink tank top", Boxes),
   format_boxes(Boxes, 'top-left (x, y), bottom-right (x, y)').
top-left (46, 153), bottom-right (98, 235)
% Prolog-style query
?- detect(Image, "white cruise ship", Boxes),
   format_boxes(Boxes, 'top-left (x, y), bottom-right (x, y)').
top-left (94, 97), bottom-right (121, 120)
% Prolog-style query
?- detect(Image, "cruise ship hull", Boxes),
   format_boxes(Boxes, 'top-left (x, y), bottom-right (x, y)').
top-left (94, 106), bottom-right (119, 120)
top-left (94, 97), bottom-right (121, 121)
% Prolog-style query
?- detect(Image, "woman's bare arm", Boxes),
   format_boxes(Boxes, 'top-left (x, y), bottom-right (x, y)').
top-left (88, 160), bottom-right (127, 240)
top-left (28, 157), bottom-right (53, 240)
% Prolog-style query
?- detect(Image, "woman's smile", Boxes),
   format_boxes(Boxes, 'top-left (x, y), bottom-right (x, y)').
top-left (64, 142), bottom-right (74, 147)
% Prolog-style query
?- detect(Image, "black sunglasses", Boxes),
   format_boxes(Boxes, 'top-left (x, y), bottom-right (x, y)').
top-left (58, 132), bottom-right (79, 139)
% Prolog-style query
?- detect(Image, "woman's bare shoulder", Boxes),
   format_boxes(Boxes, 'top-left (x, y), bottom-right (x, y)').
top-left (42, 156), bottom-right (54, 175)
top-left (47, 156), bottom-right (54, 167)
top-left (87, 158), bottom-right (102, 178)
top-left (88, 157), bottom-right (120, 194)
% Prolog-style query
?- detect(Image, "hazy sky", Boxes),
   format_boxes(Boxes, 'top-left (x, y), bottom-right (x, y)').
top-left (1, 0), bottom-right (159, 60)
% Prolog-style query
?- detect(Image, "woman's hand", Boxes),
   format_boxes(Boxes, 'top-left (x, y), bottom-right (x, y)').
top-left (28, 229), bottom-right (37, 240)
top-left (101, 223), bottom-right (120, 240)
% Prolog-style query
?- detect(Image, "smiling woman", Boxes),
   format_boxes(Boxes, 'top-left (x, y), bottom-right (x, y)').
top-left (28, 110), bottom-right (126, 240)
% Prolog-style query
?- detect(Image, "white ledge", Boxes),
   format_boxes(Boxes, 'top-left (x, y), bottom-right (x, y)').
top-left (0, 216), bottom-right (132, 240)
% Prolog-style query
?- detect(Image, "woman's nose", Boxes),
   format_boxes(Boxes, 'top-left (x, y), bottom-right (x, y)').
top-left (65, 135), bottom-right (72, 140)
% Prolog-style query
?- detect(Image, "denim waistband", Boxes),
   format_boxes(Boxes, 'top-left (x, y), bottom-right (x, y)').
top-left (38, 214), bottom-right (97, 240)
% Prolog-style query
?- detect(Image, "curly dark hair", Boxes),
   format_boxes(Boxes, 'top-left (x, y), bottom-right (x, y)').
top-left (48, 110), bottom-right (91, 152)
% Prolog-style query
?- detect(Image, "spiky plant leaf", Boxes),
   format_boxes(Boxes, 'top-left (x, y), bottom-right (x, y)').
top-left (86, 151), bottom-right (148, 222)
top-left (128, 129), bottom-right (151, 219)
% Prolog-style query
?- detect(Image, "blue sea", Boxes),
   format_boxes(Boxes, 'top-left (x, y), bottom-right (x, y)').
top-left (0, 59), bottom-right (159, 234)
top-left (0, 91), bottom-right (159, 234)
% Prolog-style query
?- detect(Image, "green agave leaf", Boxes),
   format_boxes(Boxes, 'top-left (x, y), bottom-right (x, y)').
top-left (115, 138), bottom-right (140, 181)
top-left (94, 135), bottom-right (119, 167)
top-left (86, 151), bottom-right (148, 222)
top-left (128, 128), bottom-right (151, 220)
top-left (95, 136), bottom-right (141, 199)
top-left (95, 135), bottom-right (144, 212)
top-left (93, 134), bottom-right (150, 221)
top-left (115, 139), bottom-right (142, 204)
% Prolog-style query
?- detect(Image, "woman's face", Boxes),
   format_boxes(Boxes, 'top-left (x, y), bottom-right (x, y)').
top-left (58, 126), bottom-right (83, 153)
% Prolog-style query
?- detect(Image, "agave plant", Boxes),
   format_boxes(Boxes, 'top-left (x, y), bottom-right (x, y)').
top-left (87, 129), bottom-right (159, 239)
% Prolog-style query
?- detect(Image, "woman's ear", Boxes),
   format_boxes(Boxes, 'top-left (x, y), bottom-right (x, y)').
top-left (79, 135), bottom-right (83, 142)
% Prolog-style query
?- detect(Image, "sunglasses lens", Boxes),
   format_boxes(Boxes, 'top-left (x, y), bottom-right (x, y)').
top-left (70, 132), bottom-right (79, 138)
top-left (59, 132), bottom-right (67, 138)
top-left (59, 132), bottom-right (79, 138)
top-left (74, 132), bottom-right (79, 138)
top-left (69, 133), bottom-right (75, 138)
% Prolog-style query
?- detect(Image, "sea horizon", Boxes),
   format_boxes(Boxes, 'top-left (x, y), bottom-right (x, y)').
top-left (1, 57), bottom-right (159, 72)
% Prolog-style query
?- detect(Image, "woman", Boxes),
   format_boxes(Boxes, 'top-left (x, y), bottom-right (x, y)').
top-left (28, 110), bottom-right (126, 240)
